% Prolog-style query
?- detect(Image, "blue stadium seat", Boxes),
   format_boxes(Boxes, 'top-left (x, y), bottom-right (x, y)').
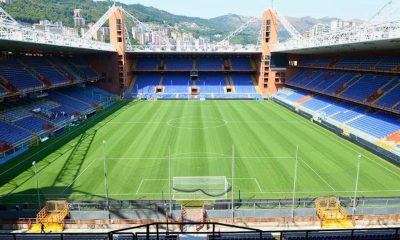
top-left (136, 57), bottom-right (160, 70)
top-left (230, 57), bottom-right (253, 70)
top-left (196, 57), bottom-right (224, 70)
top-left (165, 57), bottom-right (193, 70)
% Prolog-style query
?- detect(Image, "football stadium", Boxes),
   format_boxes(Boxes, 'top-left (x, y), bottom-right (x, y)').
top-left (0, 0), bottom-right (400, 239)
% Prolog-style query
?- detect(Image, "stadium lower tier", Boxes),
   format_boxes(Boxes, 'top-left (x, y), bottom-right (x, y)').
top-left (0, 85), bottom-right (115, 163)
top-left (129, 73), bottom-right (262, 99)
top-left (274, 87), bottom-right (400, 162)
top-left (286, 68), bottom-right (400, 113)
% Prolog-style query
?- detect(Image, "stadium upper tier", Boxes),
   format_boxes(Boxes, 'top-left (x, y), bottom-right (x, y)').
top-left (132, 56), bottom-right (257, 71)
top-left (286, 68), bottom-right (400, 114)
top-left (0, 56), bottom-right (99, 96)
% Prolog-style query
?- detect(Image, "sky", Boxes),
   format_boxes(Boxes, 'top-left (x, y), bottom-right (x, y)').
top-left (117, 0), bottom-right (388, 20)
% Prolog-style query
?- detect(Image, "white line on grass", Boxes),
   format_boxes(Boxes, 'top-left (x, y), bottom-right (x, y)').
top-left (61, 158), bottom-right (98, 193)
top-left (136, 179), bottom-right (144, 194)
top-left (254, 178), bottom-right (263, 192)
top-left (300, 158), bottom-right (336, 192)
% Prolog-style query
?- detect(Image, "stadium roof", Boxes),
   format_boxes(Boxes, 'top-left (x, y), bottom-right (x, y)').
top-left (273, 38), bottom-right (400, 55)
top-left (0, 39), bottom-right (115, 54)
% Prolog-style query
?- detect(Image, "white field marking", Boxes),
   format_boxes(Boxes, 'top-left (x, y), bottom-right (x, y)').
top-left (135, 179), bottom-right (144, 194)
top-left (61, 158), bottom-right (98, 193)
top-left (108, 156), bottom-right (294, 160)
top-left (166, 117), bottom-right (228, 130)
top-left (307, 121), bottom-right (400, 178)
top-left (300, 157), bottom-right (336, 192)
top-left (227, 177), bottom-right (263, 192)
top-left (109, 121), bottom-right (165, 124)
top-left (109, 120), bottom-right (308, 125)
top-left (136, 178), bottom-right (169, 194)
top-left (6, 189), bottom-right (400, 197)
top-left (254, 178), bottom-right (263, 192)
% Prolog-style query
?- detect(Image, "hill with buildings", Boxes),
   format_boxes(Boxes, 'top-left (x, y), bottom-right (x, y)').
top-left (1, 0), bottom-right (358, 44)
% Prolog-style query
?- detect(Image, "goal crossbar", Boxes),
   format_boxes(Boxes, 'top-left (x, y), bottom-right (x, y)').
top-left (172, 176), bottom-right (230, 200)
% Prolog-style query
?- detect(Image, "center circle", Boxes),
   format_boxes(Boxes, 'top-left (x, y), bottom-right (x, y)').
top-left (167, 117), bottom-right (227, 129)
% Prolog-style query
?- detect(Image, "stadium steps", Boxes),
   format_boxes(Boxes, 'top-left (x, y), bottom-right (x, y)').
top-left (128, 76), bottom-right (137, 93)
top-left (252, 75), bottom-right (262, 94)
top-left (321, 73), bottom-right (350, 92)
top-left (0, 84), bottom-right (8, 95)
top-left (385, 130), bottom-right (400, 144)
top-left (335, 75), bottom-right (364, 96)
top-left (371, 57), bottom-right (385, 70)
top-left (374, 81), bottom-right (400, 105)
top-left (3, 120), bottom-right (35, 135)
top-left (315, 197), bottom-right (354, 229)
top-left (131, 59), bottom-right (137, 70)
top-left (296, 95), bottom-right (313, 104)
top-left (192, 58), bottom-right (196, 70)
top-left (344, 113), bottom-right (364, 124)
top-left (392, 99), bottom-right (400, 109)
top-left (54, 91), bottom-right (92, 107)
top-left (0, 75), bottom-right (17, 92)
top-left (316, 103), bottom-right (333, 112)
top-left (19, 62), bottom-right (51, 87)
top-left (251, 58), bottom-right (257, 70)
top-left (224, 75), bottom-right (230, 87)
top-left (159, 75), bottom-right (164, 86)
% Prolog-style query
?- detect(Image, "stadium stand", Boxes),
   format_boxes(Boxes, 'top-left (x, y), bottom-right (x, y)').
top-left (0, 66), bottom-right (44, 90)
top-left (196, 73), bottom-right (226, 94)
top-left (165, 57), bottom-right (193, 70)
top-left (0, 122), bottom-right (32, 145)
top-left (131, 56), bottom-right (259, 99)
top-left (135, 57), bottom-right (160, 70)
top-left (0, 85), bottom-right (8, 96)
top-left (0, 84), bottom-right (114, 161)
top-left (286, 68), bottom-right (400, 111)
top-left (163, 73), bottom-right (190, 94)
top-left (231, 73), bottom-right (258, 94)
top-left (21, 56), bottom-right (70, 85)
top-left (131, 73), bottom-right (161, 97)
top-left (196, 57), bottom-right (224, 70)
top-left (274, 88), bottom-right (400, 142)
top-left (230, 56), bottom-right (254, 70)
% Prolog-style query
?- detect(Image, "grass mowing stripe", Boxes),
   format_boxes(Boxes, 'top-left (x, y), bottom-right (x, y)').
top-left (0, 100), bottom-right (399, 203)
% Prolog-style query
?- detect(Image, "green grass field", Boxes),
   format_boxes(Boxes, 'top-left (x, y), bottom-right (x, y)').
top-left (1, 100), bottom-right (400, 204)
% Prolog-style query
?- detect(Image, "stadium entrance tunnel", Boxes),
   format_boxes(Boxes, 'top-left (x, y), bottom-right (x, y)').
top-left (167, 117), bottom-right (227, 130)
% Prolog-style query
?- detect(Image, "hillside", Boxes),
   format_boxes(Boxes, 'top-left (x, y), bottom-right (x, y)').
top-left (1, 0), bottom-right (351, 44)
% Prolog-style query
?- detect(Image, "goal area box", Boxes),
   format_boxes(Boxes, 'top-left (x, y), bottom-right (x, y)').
top-left (172, 176), bottom-right (229, 200)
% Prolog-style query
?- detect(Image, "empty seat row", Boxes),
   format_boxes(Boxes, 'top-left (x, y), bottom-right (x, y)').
top-left (134, 57), bottom-right (254, 71)
top-left (287, 69), bottom-right (400, 110)
top-left (275, 88), bottom-right (400, 140)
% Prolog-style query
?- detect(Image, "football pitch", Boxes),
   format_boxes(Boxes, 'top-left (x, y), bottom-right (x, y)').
top-left (1, 100), bottom-right (400, 204)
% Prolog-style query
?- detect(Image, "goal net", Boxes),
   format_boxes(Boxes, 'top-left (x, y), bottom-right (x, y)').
top-left (172, 176), bottom-right (230, 200)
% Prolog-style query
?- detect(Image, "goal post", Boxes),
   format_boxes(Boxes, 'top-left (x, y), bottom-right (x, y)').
top-left (172, 176), bottom-right (230, 200)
